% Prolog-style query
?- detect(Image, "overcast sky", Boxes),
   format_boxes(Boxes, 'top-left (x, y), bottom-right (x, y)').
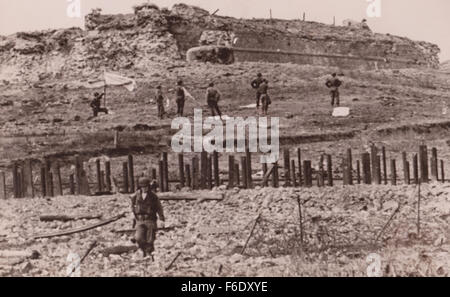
top-left (1, 0), bottom-right (449, 61)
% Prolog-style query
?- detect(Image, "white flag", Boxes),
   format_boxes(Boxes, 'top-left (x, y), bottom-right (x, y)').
top-left (104, 71), bottom-right (137, 92)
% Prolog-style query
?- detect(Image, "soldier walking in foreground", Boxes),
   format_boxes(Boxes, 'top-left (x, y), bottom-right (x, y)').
top-left (175, 80), bottom-right (186, 117)
top-left (206, 82), bottom-right (222, 118)
top-left (90, 92), bottom-right (109, 117)
top-left (251, 73), bottom-right (264, 109)
top-left (155, 85), bottom-right (165, 119)
top-left (326, 73), bottom-right (342, 107)
top-left (130, 178), bottom-right (165, 258)
top-left (259, 79), bottom-right (271, 115)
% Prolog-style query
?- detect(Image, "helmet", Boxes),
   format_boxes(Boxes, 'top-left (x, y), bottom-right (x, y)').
top-left (138, 177), bottom-right (150, 188)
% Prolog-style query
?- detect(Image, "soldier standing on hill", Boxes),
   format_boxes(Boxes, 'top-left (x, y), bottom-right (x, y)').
top-left (251, 73), bottom-right (264, 109)
top-left (326, 73), bottom-right (342, 107)
top-left (259, 79), bottom-right (271, 115)
top-left (90, 92), bottom-right (109, 117)
top-left (130, 178), bottom-right (165, 259)
top-left (206, 82), bottom-right (222, 118)
top-left (175, 80), bottom-right (186, 117)
top-left (155, 85), bottom-right (165, 119)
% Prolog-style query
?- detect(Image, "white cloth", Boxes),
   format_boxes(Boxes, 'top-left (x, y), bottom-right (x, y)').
top-left (332, 107), bottom-right (350, 117)
top-left (104, 71), bottom-right (137, 92)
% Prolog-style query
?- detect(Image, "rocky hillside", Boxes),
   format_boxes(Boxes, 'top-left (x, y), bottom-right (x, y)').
top-left (0, 3), bottom-right (441, 85)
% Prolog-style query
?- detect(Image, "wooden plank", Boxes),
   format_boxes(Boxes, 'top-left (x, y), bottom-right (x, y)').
top-left (207, 156), bottom-right (213, 190)
top-left (303, 161), bottom-right (312, 187)
top-left (192, 156), bottom-right (199, 190)
top-left (391, 159), bottom-right (397, 186)
top-left (128, 155), bottom-right (135, 193)
top-left (200, 151), bottom-right (207, 189)
top-left (297, 148), bottom-right (302, 186)
top-left (246, 147), bottom-right (253, 188)
top-left (356, 160), bottom-right (361, 184)
top-left (361, 153), bottom-right (372, 185)
top-left (373, 154), bottom-right (381, 185)
top-left (347, 148), bottom-right (353, 185)
top-left (235, 163), bottom-right (240, 186)
top-left (40, 166), bottom-right (46, 198)
top-left (431, 148), bottom-right (438, 181)
top-left (75, 156), bottom-right (82, 195)
top-left (105, 161), bottom-right (112, 192)
top-left (272, 162), bottom-right (279, 188)
top-left (327, 154), bottom-right (333, 187)
top-left (158, 160), bottom-right (164, 192)
top-left (441, 160), bottom-right (445, 183)
top-left (123, 162), bottom-right (129, 193)
top-left (185, 164), bottom-right (191, 189)
top-left (0, 171), bottom-right (6, 199)
top-left (213, 151), bottom-right (220, 187)
top-left (12, 163), bottom-right (19, 198)
top-left (69, 174), bottom-right (75, 195)
top-left (227, 155), bottom-right (235, 189)
top-left (413, 154), bottom-right (419, 185)
top-left (178, 154), bottom-right (185, 188)
top-left (96, 159), bottom-right (102, 193)
top-left (291, 160), bottom-right (298, 187)
top-left (382, 146), bottom-right (388, 185)
top-left (419, 145), bottom-right (429, 183)
top-left (283, 149), bottom-right (291, 187)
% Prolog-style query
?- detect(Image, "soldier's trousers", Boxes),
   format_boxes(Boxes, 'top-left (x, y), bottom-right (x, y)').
top-left (261, 94), bottom-right (271, 114)
top-left (208, 100), bottom-right (222, 117)
top-left (331, 90), bottom-right (340, 107)
top-left (256, 92), bottom-right (262, 108)
top-left (157, 103), bottom-right (165, 119)
top-left (93, 107), bottom-right (108, 117)
top-left (135, 220), bottom-right (157, 254)
top-left (177, 99), bottom-right (185, 116)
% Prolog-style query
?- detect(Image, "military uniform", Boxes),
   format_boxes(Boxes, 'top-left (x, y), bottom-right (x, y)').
top-left (251, 76), bottom-right (264, 108)
top-left (90, 93), bottom-right (108, 117)
top-left (258, 81), bottom-right (271, 115)
top-left (326, 76), bottom-right (342, 107)
top-left (206, 85), bottom-right (222, 117)
top-left (175, 86), bottom-right (185, 116)
top-left (155, 88), bottom-right (165, 119)
top-left (130, 183), bottom-right (165, 256)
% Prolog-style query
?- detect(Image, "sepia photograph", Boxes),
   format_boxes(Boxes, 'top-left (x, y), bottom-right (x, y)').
top-left (0, 0), bottom-right (448, 285)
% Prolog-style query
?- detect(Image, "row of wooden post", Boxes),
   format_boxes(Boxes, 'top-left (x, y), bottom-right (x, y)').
top-left (0, 145), bottom-right (447, 199)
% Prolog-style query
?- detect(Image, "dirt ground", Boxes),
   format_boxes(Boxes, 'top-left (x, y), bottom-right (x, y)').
top-left (0, 183), bottom-right (448, 277)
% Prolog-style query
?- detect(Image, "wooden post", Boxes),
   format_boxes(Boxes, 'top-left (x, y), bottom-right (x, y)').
top-left (69, 174), bottom-right (75, 195)
top-left (342, 157), bottom-right (350, 186)
top-left (291, 160), bottom-right (298, 187)
top-left (347, 148), bottom-right (353, 185)
top-left (128, 155), bottom-right (135, 193)
top-left (362, 153), bottom-right (372, 185)
top-left (402, 152), bottom-right (408, 184)
top-left (283, 149), bottom-right (291, 187)
top-left (419, 145), bottom-right (429, 183)
top-left (382, 146), bottom-right (388, 185)
top-left (413, 154), bottom-right (419, 185)
top-left (23, 159), bottom-right (34, 198)
top-left (405, 161), bottom-right (411, 185)
top-left (272, 162), bottom-right (279, 188)
top-left (297, 148), bottom-right (302, 186)
top-left (370, 146), bottom-right (378, 183)
top-left (441, 160), bottom-right (445, 183)
top-left (213, 151), bottom-right (220, 187)
top-left (192, 156), bottom-right (199, 190)
top-left (55, 161), bottom-right (62, 196)
top-left (158, 160), bottom-right (164, 192)
top-left (262, 163), bottom-right (268, 187)
top-left (48, 172), bottom-right (54, 197)
top-left (40, 166), bottom-right (46, 197)
top-left (45, 159), bottom-right (52, 197)
top-left (0, 172), bottom-right (6, 199)
top-left (356, 160), bottom-right (361, 184)
top-left (246, 147), bottom-right (253, 188)
top-left (123, 162), bottom-right (129, 193)
top-left (178, 154), bottom-right (185, 188)
top-left (96, 159), bottom-right (102, 193)
top-left (163, 153), bottom-right (169, 192)
top-left (327, 154), bottom-right (333, 186)
top-left (373, 155), bottom-right (381, 185)
top-left (185, 164), bottom-right (191, 189)
top-left (207, 156), bottom-right (213, 190)
top-left (100, 171), bottom-right (105, 193)
top-left (235, 163), bottom-right (240, 186)
top-left (391, 159), bottom-right (397, 185)
top-left (105, 161), bottom-right (112, 192)
top-left (200, 151), bottom-right (207, 189)
top-left (228, 155), bottom-right (235, 189)
top-left (75, 156), bottom-right (82, 195)
top-left (241, 157), bottom-right (248, 189)
top-left (431, 148), bottom-right (438, 182)
top-left (303, 161), bottom-right (312, 187)
top-left (12, 163), bottom-right (19, 198)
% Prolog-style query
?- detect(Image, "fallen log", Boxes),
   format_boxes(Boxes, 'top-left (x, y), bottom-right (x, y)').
top-left (40, 214), bottom-right (102, 222)
top-left (100, 246), bottom-right (138, 257)
top-left (158, 192), bottom-right (224, 201)
top-left (33, 213), bottom-right (126, 239)
top-left (0, 250), bottom-right (40, 259)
